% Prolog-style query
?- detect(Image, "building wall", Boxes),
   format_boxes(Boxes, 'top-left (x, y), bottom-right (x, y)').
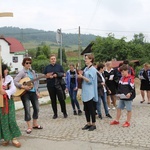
top-left (0, 39), bottom-right (24, 72)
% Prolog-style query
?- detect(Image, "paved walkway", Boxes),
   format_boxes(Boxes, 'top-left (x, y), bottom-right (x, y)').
top-left (1, 94), bottom-right (150, 150)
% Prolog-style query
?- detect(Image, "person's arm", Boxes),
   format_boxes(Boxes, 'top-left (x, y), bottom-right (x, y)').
top-left (78, 73), bottom-right (90, 82)
top-left (14, 71), bottom-right (32, 91)
top-left (14, 71), bottom-right (25, 89)
top-left (5, 76), bottom-right (16, 98)
top-left (53, 65), bottom-right (65, 78)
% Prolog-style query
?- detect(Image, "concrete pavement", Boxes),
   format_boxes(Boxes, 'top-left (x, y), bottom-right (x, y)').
top-left (1, 93), bottom-right (150, 150)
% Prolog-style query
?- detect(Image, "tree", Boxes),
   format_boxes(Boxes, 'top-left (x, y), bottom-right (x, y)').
top-left (57, 48), bottom-right (67, 63)
top-left (32, 54), bottom-right (49, 73)
top-left (92, 34), bottom-right (118, 62)
top-left (35, 45), bottom-right (51, 59)
top-left (132, 33), bottom-right (145, 44)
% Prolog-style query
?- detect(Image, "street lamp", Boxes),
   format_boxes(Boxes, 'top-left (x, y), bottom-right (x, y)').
top-left (56, 29), bottom-right (62, 65)
top-left (0, 12), bottom-right (13, 107)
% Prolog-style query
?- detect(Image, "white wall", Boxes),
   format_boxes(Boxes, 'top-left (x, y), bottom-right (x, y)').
top-left (0, 39), bottom-right (24, 72)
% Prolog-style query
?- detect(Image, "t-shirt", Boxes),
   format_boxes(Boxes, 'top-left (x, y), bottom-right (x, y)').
top-left (70, 70), bottom-right (76, 84)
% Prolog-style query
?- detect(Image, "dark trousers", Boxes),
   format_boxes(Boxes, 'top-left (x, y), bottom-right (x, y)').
top-left (21, 91), bottom-right (39, 121)
top-left (83, 99), bottom-right (96, 123)
top-left (47, 86), bottom-right (67, 116)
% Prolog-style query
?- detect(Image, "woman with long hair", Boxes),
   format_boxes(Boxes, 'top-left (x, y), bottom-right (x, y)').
top-left (0, 64), bottom-right (21, 147)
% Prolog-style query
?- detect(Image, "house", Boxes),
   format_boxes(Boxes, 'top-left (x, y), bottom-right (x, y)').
top-left (0, 36), bottom-right (25, 72)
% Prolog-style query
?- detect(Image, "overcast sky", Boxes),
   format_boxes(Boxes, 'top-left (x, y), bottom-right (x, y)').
top-left (1, 0), bottom-right (150, 41)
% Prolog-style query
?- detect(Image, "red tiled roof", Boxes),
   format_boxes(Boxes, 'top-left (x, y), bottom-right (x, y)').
top-left (0, 37), bottom-right (25, 53)
top-left (111, 60), bottom-right (123, 68)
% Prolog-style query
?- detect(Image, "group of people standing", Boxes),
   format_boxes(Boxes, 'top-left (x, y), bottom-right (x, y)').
top-left (0, 54), bottom-right (83, 148)
top-left (0, 52), bottom-right (149, 147)
top-left (78, 55), bottom-right (136, 131)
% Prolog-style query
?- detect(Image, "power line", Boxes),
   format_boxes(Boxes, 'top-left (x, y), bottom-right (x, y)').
top-left (86, 0), bottom-right (102, 31)
top-left (81, 28), bottom-right (150, 34)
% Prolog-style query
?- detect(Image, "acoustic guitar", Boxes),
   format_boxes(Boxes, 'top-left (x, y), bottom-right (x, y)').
top-left (13, 75), bottom-right (45, 97)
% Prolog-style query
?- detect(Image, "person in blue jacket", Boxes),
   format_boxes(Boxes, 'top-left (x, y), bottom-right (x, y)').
top-left (78, 54), bottom-right (98, 131)
top-left (65, 63), bottom-right (82, 115)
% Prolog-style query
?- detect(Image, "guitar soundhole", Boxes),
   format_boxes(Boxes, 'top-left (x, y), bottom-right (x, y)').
top-left (23, 82), bottom-right (33, 87)
top-left (23, 82), bottom-right (27, 86)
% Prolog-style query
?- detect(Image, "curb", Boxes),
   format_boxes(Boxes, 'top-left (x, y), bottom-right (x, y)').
top-left (14, 96), bottom-right (50, 110)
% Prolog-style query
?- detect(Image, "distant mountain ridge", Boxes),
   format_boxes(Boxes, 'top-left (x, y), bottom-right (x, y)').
top-left (0, 27), bottom-right (96, 47)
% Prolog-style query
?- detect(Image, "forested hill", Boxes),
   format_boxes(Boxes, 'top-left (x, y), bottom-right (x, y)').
top-left (0, 27), bottom-right (96, 47)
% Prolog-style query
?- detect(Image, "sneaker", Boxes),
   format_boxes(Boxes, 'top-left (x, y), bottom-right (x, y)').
top-left (122, 121), bottom-right (130, 127)
top-left (98, 114), bottom-right (102, 119)
top-left (110, 120), bottom-right (119, 125)
top-left (106, 114), bottom-right (112, 118)
top-left (78, 110), bottom-right (82, 115)
top-left (82, 124), bottom-right (91, 130)
top-left (108, 107), bottom-right (111, 110)
top-left (73, 111), bottom-right (77, 115)
top-left (112, 107), bottom-right (116, 110)
top-left (88, 125), bottom-right (96, 131)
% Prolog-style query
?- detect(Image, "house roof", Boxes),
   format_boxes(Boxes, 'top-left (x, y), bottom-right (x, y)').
top-left (111, 60), bottom-right (123, 68)
top-left (0, 37), bottom-right (25, 53)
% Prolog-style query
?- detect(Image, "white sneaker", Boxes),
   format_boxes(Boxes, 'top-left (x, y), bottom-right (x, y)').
top-left (112, 107), bottom-right (116, 110)
top-left (108, 107), bottom-right (111, 110)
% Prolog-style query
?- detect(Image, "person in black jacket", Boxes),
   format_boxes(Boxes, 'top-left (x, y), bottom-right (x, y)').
top-left (104, 61), bottom-right (119, 110)
top-left (110, 64), bottom-right (135, 127)
top-left (43, 54), bottom-right (67, 119)
top-left (96, 63), bottom-right (112, 119)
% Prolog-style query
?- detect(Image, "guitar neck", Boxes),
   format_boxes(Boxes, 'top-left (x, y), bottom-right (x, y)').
top-left (27, 75), bottom-right (45, 84)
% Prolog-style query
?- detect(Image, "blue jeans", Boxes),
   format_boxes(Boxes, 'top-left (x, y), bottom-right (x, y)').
top-left (69, 83), bottom-right (80, 111)
top-left (96, 92), bottom-right (109, 115)
top-left (21, 91), bottom-right (39, 121)
top-left (117, 100), bottom-right (133, 111)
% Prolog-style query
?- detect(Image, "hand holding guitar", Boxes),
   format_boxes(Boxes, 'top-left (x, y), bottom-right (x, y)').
top-left (21, 85), bottom-right (32, 91)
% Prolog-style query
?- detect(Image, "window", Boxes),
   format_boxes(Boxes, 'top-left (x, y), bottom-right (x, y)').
top-left (13, 56), bottom-right (18, 63)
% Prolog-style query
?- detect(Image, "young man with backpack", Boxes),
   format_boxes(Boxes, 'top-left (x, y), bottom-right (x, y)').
top-left (110, 64), bottom-right (136, 127)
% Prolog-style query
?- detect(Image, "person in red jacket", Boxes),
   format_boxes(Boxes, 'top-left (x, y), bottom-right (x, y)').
top-left (123, 60), bottom-right (135, 78)
top-left (110, 64), bottom-right (135, 127)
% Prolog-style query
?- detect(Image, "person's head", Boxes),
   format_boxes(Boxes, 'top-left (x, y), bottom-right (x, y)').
top-left (97, 63), bottom-right (105, 73)
top-left (119, 64), bottom-right (129, 77)
top-left (22, 57), bottom-right (32, 69)
top-left (143, 63), bottom-right (150, 71)
top-left (49, 54), bottom-right (56, 65)
top-left (69, 63), bottom-right (75, 71)
top-left (93, 62), bottom-right (97, 68)
top-left (119, 62), bottom-right (123, 67)
top-left (123, 60), bottom-right (129, 66)
top-left (84, 54), bottom-right (94, 66)
top-left (2, 64), bottom-right (9, 78)
top-left (105, 61), bottom-right (112, 69)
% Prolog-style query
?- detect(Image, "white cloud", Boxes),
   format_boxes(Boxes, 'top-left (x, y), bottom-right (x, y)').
top-left (1, 0), bottom-right (150, 41)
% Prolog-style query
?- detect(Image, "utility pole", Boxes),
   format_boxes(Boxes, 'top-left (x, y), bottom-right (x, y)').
top-left (78, 26), bottom-right (81, 69)
top-left (56, 29), bottom-right (62, 65)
